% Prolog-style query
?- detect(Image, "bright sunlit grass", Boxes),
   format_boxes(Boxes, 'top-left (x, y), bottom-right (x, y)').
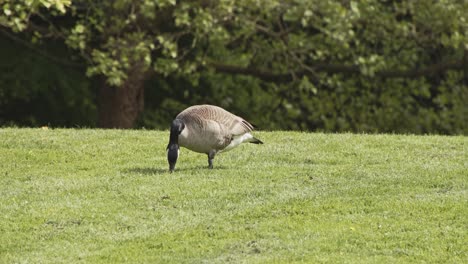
top-left (0, 128), bottom-right (466, 263)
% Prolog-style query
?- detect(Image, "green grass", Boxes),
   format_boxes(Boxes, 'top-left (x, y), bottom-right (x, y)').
top-left (0, 128), bottom-right (466, 263)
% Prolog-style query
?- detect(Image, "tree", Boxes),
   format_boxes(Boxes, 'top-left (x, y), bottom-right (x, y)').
top-left (0, 32), bottom-right (96, 127)
top-left (1, 0), bottom-right (467, 130)
top-left (0, 0), bottom-right (70, 31)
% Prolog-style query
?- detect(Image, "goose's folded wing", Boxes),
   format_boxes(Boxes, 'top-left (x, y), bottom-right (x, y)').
top-left (209, 107), bottom-right (255, 135)
top-left (179, 104), bottom-right (255, 136)
top-left (226, 118), bottom-right (254, 135)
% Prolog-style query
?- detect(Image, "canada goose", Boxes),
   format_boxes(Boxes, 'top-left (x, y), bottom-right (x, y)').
top-left (167, 104), bottom-right (263, 172)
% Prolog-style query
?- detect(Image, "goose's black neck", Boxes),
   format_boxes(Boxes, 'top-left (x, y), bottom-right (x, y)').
top-left (169, 119), bottom-right (185, 145)
top-left (167, 119), bottom-right (184, 172)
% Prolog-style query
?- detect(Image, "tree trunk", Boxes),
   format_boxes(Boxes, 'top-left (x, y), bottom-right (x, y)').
top-left (97, 68), bottom-right (147, 129)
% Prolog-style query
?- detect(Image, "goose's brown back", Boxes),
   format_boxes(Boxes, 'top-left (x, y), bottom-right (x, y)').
top-left (177, 105), bottom-right (254, 135)
top-left (176, 105), bottom-right (256, 153)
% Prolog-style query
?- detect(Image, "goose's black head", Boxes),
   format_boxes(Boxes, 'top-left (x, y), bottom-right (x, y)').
top-left (167, 119), bottom-right (185, 172)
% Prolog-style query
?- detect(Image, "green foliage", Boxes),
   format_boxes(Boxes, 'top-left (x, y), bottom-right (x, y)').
top-left (285, 73), bottom-right (468, 134)
top-left (63, 0), bottom-right (184, 86)
top-left (0, 35), bottom-right (96, 127)
top-left (137, 71), bottom-right (467, 134)
top-left (0, 129), bottom-right (466, 262)
top-left (1, 0), bottom-right (467, 133)
top-left (0, 0), bottom-right (70, 32)
top-left (140, 0), bottom-right (467, 133)
top-left (137, 73), bottom-right (281, 130)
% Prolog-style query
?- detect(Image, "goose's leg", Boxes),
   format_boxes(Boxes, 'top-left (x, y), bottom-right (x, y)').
top-left (207, 150), bottom-right (216, 169)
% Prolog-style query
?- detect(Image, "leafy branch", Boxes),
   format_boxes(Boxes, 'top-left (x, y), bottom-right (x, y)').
top-left (209, 57), bottom-right (466, 83)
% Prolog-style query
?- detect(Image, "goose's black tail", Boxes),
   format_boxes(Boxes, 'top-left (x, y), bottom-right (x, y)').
top-left (249, 137), bottom-right (263, 144)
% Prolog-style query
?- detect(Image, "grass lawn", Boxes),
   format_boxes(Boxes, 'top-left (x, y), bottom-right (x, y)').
top-left (0, 128), bottom-right (466, 263)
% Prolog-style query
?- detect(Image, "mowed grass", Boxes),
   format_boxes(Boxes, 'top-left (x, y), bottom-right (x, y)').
top-left (0, 128), bottom-right (466, 263)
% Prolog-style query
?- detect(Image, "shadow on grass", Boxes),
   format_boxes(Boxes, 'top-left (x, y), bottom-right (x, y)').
top-left (124, 167), bottom-right (168, 175)
top-left (123, 165), bottom-right (228, 175)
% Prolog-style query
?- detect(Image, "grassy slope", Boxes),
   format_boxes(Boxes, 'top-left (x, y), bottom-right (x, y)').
top-left (0, 128), bottom-right (466, 263)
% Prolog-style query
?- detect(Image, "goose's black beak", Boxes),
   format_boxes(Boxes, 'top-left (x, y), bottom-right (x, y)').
top-left (167, 143), bottom-right (179, 173)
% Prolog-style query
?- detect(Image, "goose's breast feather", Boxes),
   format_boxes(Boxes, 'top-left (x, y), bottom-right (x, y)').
top-left (178, 119), bottom-right (231, 153)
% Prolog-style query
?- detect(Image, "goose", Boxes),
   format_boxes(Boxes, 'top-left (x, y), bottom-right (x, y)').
top-left (167, 104), bottom-right (263, 172)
